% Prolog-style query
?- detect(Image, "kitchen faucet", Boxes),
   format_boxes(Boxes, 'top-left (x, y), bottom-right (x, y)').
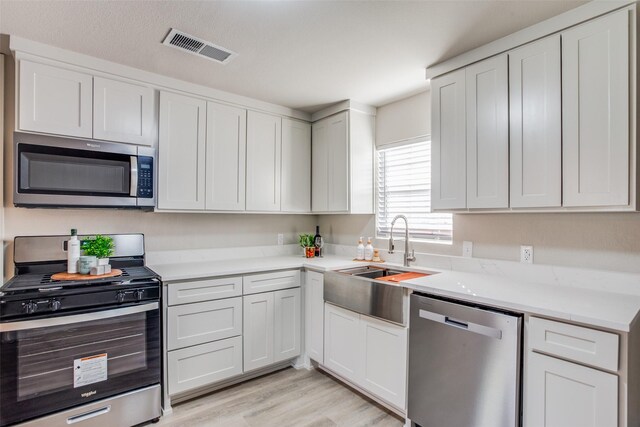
top-left (388, 215), bottom-right (416, 267)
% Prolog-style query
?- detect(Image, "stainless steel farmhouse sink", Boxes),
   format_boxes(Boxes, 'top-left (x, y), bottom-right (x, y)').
top-left (324, 266), bottom-right (412, 325)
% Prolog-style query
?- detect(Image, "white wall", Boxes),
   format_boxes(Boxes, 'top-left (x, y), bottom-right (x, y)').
top-left (324, 91), bottom-right (640, 274)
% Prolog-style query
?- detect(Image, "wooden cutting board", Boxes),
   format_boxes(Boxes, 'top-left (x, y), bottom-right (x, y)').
top-left (378, 272), bottom-right (428, 282)
top-left (51, 269), bottom-right (123, 281)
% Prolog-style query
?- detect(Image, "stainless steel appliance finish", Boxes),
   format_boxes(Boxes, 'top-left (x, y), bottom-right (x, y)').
top-left (0, 234), bottom-right (162, 427)
top-left (13, 233), bottom-right (145, 264)
top-left (17, 385), bottom-right (161, 427)
top-left (408, 293), bottom-right (522, 427)
top-left (387, 214), bottom-right (416, 267)
top-left (14, 132), bottom-right (155, 208)
top-left (324, 266), bottom-right (410, 325)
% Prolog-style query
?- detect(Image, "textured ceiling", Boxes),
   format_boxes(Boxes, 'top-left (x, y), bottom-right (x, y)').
top-left (0, 0), bottom-right (586, 112)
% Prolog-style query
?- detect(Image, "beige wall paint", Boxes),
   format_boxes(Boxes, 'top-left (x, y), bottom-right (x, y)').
top-left (345, 91), bottom-right (640, 274)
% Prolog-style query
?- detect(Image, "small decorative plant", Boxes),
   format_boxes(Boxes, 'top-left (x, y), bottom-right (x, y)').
top-left (82, 235), bottom-right (115, 261)
top-left (299, 233), bottom-right (315, 258)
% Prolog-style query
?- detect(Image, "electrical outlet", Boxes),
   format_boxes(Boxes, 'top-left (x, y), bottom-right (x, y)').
top-left (277, 233), bottom-right (284, 246)
top-left (462, 241), bottom-right (473, 258)
top-left (520, 245), bottom-right (534, 264)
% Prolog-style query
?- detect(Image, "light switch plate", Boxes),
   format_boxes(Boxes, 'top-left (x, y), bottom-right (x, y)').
top-left (462, 241), bottom-right (473, 258)
top-left (277, 233), bottom-right (284, 246)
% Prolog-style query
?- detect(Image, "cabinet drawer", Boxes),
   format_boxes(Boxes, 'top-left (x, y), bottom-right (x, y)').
top-left (167, 276), bottom-right (242, 306)
top-left (167, 336), bottom-right (243, 396)
top-left (529, 317), bottom-right (619, 371)
top-left (167, 297), bottom-right (242, 350)
top-left (243, 270), bottom-right (300, 295)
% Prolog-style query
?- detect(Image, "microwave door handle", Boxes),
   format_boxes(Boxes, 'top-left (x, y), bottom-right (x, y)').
top-left (130, 155), bottom-right (138, 197)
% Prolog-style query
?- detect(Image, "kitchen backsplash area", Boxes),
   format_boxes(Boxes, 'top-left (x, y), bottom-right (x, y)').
top-left (319, 213), bottom-right (640, 274)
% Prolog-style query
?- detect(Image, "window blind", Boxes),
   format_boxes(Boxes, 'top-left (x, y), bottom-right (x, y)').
top-left (376, 140), bottom-right (453, 241)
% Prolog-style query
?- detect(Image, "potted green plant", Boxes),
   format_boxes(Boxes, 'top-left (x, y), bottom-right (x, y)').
top-left (298, 233), bottom-right (315, 258)
top-left (82, 235), bottom-right (115, 266)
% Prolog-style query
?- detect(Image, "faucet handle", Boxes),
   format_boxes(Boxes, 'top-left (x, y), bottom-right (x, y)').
top-left (408, 249), bottom-right (416, 261)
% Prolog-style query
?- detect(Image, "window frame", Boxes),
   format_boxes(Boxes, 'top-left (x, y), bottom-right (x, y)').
top-left (374, 137), bottom-right (453, 244)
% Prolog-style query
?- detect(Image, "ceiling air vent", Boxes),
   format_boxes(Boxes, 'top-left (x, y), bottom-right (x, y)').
top-left (162, 29), bottom-right (237, 64)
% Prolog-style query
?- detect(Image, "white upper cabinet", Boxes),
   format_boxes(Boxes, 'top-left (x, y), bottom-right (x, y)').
top-left (562, 9), bottom-right (630, 208)
top-left (509, 36), bottom-right (562, 208)
top-left (431, 69), bottom-right (466, 210)
top-left (158, 91), bottom-right (206, 210)
top-left (205, 102), bottom-right (247, 211)
top-left (466, 54), bottom-right (509, 209)
top-left (93, 76), bottom-right (155, 145)
top-left (281, 118), bottom-right (311, 213)
top-left (19, 60), bottom-right (92, 138)
top-left (312, 110), bottom-right (374, 214)
top-left (246, 111), bottom-right (282, 212)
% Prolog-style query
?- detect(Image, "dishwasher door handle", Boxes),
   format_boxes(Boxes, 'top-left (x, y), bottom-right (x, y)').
top-left (419, 309), bottom-right (503, 339)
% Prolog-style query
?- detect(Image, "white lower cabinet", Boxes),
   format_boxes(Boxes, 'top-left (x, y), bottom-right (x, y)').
top-left (243, 292), bottom-right (275, 372)
top-left (525, 351), bottom-right (618, 427)
top-left (324, 303), bottom-right (361, 381)
top-left (167, 336), bottom-right (243, 396)
top-left (274, 287), bottom-right (302, 363)
top-left (167, 297), bottom-right (242, 350)
top-left (360, 315), bottom-right (407, 410)
top-left (244, 287), bottom-right (302, 372)
top-left (305, 271), bottom-right (324, 363)
top-left (324, 303), bottom-right (408, 410)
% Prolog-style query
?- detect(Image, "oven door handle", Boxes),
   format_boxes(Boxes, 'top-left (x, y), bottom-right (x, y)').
top-left (130, 155), bottom-right (138, 197)
top-left (0, 302), bottom-right (158, 332)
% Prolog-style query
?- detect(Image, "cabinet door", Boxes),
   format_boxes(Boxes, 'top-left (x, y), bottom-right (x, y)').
top-left (359, 315), bottom-right (408, 410)
top-left (466, 54), bottom-right (509, 209)
top-left (205, 102), bottom-right (247, 211)
top-left (167, 336), bottom-right (243, 396)
top-left (19, 60), bottom-right (92, 138)
top-left (324, 303), bottom-right (361, 382)
top-left (246, 111), bottom-right (282, 211)
top-left (281, 118), bottom-right (311, 212)
top-left (167, 297), bottom-right (242, 351)
top-left (305, 271), bottom-right (324, 363)
top-left (327, 112), bottom-right (349, 212)
top-left (274, 288), bottom-right (301, 363)
top-left (243, 292), bottom-right (275, 372)
top-left (158, 91), bottom-right (206, 210)
top-left (311, 118), bottom-right (330, 212)
top-left (431, 69), bottom-right (466, 210)
top-left (525, 352), bottom-right (618, 427)
top-left (509, 36), bottom-right (562, 208)
top-left (562, 10), bottom-right (630, 207)
top-left (93, 77), bottom-right (155, 145)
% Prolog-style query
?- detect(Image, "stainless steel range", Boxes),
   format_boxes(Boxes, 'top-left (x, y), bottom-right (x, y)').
top-left (0, 234), bottom-right (162, 427)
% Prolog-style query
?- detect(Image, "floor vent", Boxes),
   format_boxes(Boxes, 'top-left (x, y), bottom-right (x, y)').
top-left (162, 29), bottom-right (236, 64)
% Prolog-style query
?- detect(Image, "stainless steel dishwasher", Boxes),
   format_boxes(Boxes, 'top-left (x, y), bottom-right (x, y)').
top-left (408, 293), bottom-right (522, 427)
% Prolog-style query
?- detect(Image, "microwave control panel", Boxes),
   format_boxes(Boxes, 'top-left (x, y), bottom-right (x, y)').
top-left (137, 156), bottom-right (154, 199)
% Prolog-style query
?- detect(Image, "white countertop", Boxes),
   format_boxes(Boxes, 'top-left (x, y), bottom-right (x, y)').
top-left (150, 254), bottom-right (640, 332)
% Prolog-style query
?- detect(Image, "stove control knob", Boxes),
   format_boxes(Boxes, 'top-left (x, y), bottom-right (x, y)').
top-left (116, 292), bottom-right (126, 303)
top-left (23, 301), bottom-right (38, 314)
top-left (135, 290), bottom-right (145, 301)
top-left (49, 299), bottom-right (62, 311)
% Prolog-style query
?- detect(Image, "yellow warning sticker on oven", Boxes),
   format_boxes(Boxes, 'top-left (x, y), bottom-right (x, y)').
top-left (74, 353), bottom-right (108, 388)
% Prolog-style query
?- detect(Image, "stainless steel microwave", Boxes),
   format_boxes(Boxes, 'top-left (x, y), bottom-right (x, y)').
top-left (14, 132), bottom-right (155, 209)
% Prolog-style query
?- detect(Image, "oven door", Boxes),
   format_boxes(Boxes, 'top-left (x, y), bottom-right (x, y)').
top-left (0, 303), bottom-right (161, 426)
top-left (14, 133), bottom-right (143, 208)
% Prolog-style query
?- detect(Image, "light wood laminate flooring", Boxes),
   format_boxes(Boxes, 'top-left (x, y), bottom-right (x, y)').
top-left (157, 367), bottom-right (404, 427)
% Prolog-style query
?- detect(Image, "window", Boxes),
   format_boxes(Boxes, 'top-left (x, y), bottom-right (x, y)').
top-left (376, 140), bottom-right (452, 242)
